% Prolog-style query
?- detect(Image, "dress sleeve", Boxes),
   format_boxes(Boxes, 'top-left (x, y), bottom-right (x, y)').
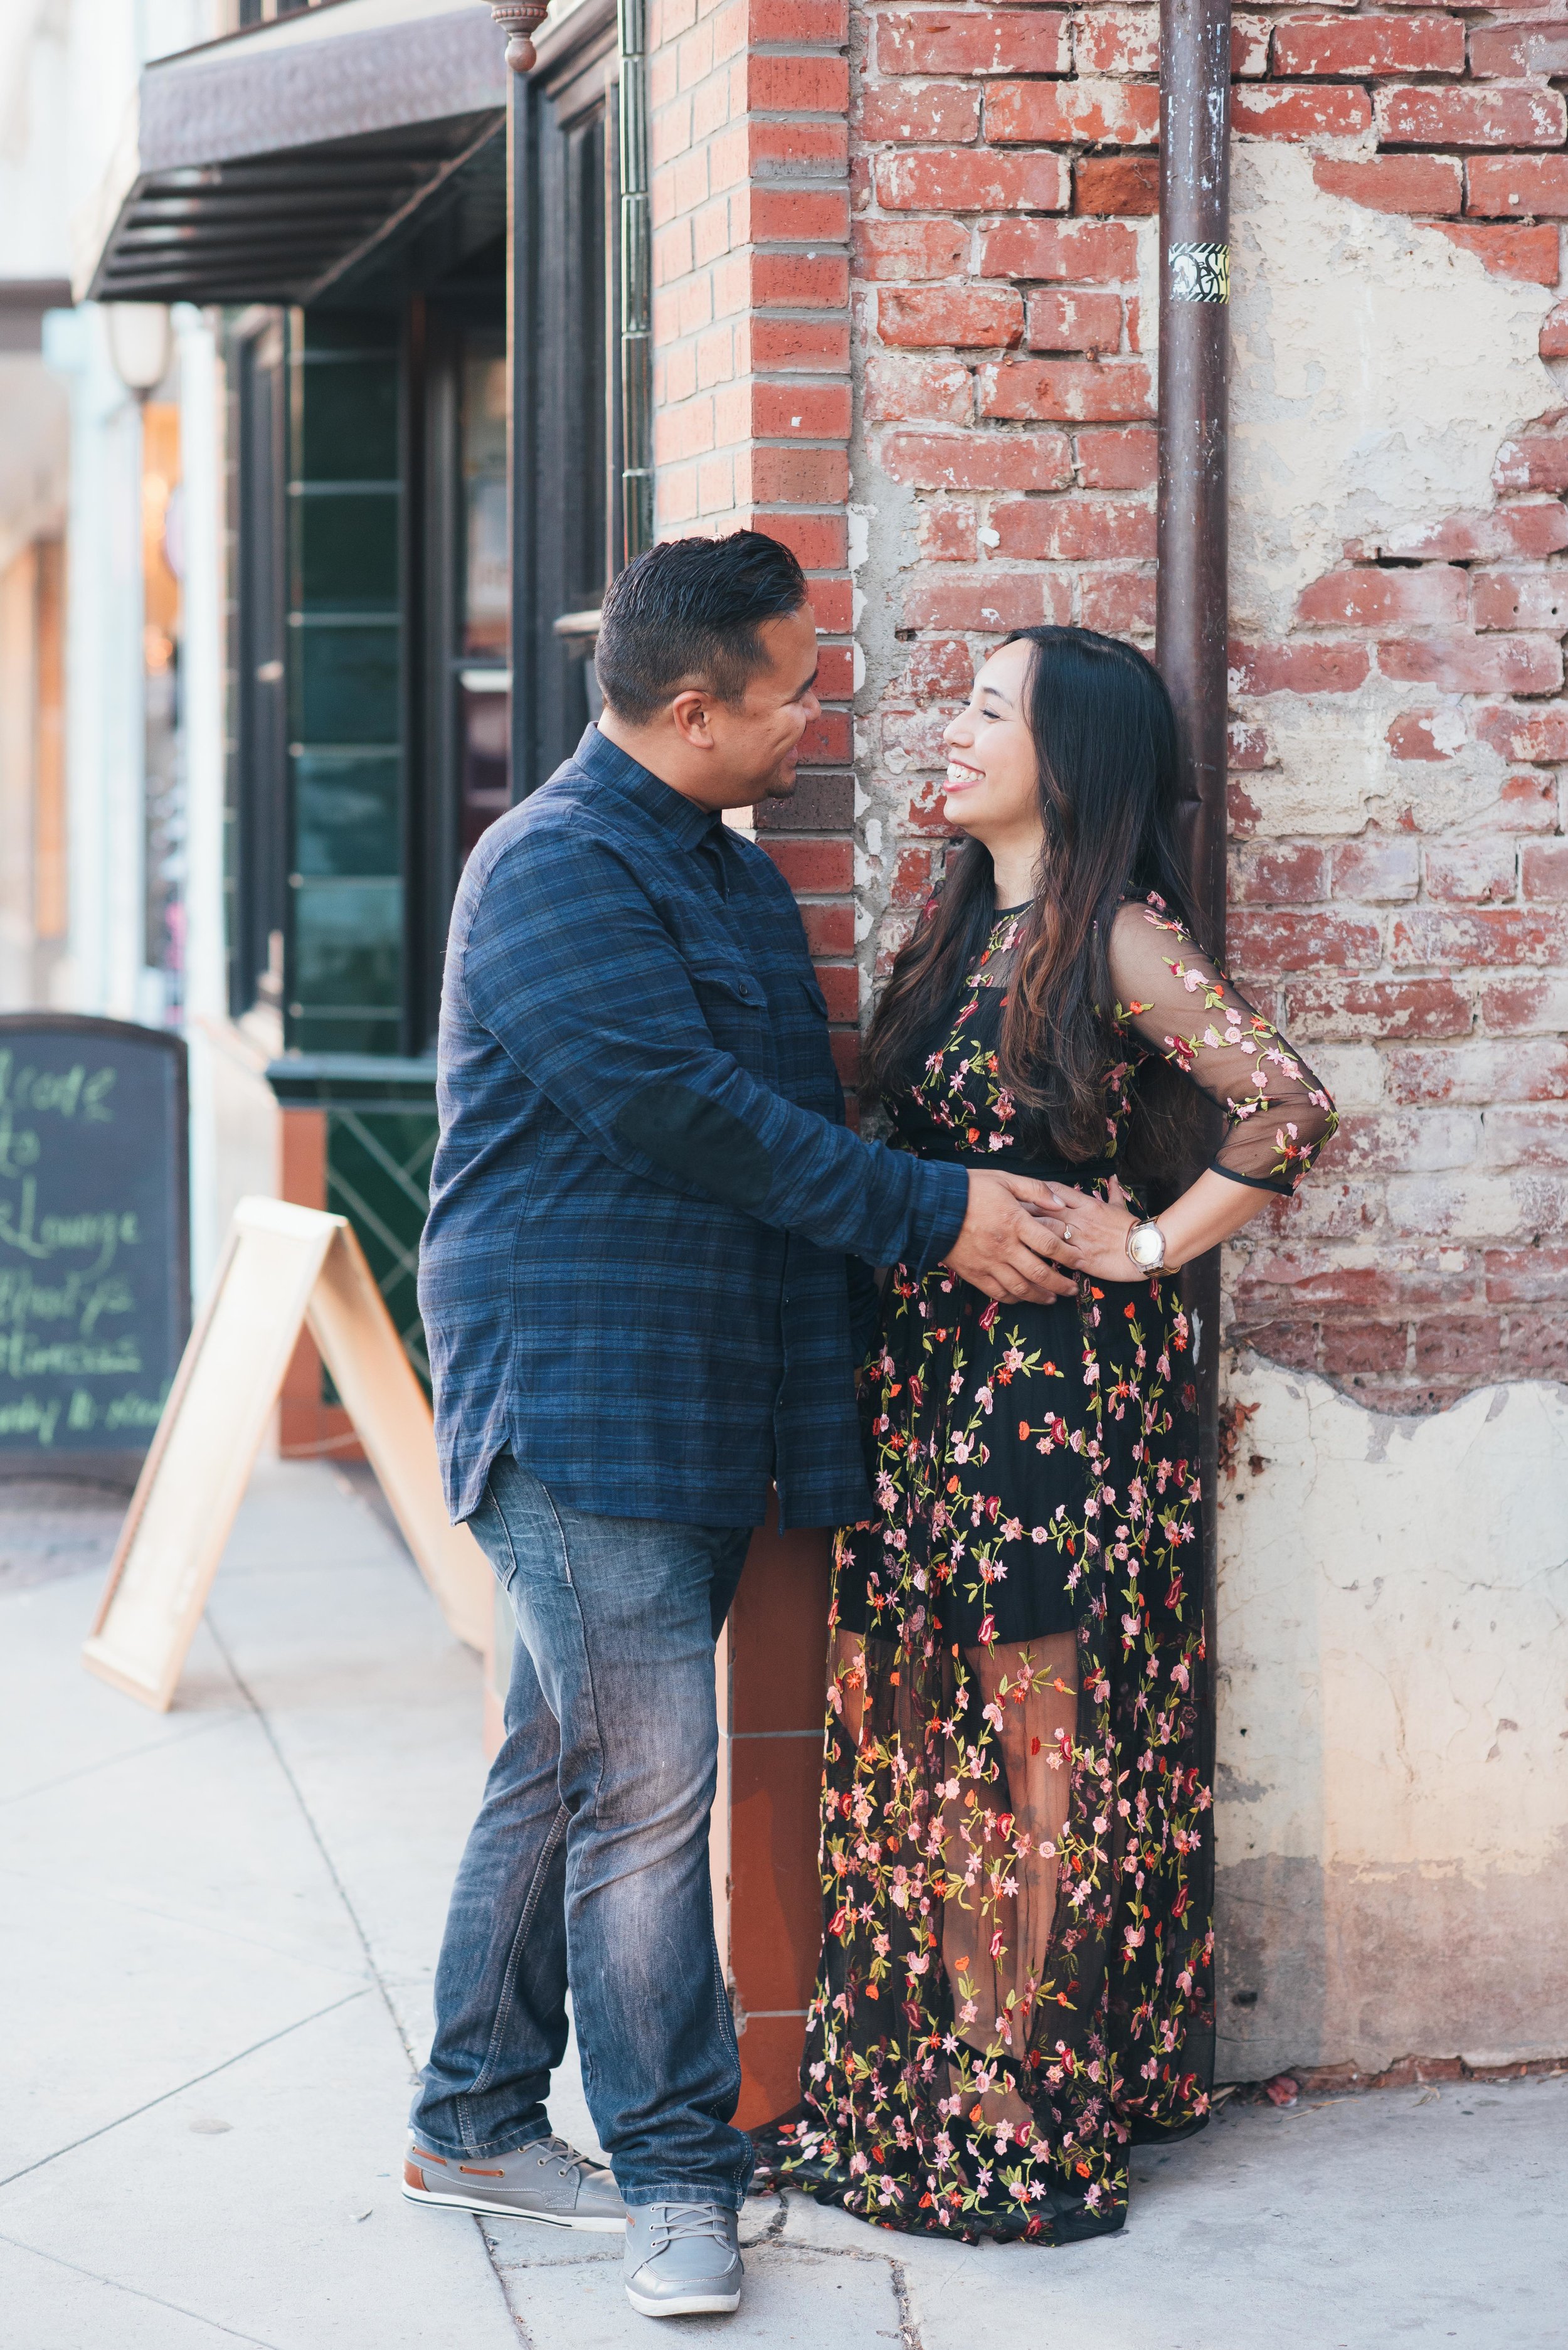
top-left (1108, 898), bottom-right (1338, 1194)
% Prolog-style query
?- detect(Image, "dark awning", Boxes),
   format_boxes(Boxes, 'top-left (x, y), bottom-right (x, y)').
top-left (78, 0), bottom-right (509, 307)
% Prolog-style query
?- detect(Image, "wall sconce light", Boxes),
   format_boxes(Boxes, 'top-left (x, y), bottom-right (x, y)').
top-left (106, 303), bottom-right (174, 401)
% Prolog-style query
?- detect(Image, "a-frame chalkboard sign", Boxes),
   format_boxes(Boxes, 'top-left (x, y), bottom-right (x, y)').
top-left (0, 1014), bottom-right (189, 1484)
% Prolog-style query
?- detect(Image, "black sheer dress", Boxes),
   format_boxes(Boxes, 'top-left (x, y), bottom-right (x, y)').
top-left (770, 895), bottom-right (1337, 2243)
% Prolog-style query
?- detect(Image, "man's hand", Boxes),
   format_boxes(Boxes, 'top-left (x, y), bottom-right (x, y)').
top-left (941, 1171), bottom-right (1079, 1304)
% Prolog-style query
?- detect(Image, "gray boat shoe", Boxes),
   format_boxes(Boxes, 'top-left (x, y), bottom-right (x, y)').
top-left (623, 2200), bottom-right (743, 2318)
top-left (403, 2132), bottom-right (627, 2231)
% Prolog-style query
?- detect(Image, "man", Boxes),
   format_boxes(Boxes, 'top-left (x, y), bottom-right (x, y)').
top-left (406, 532), bottom-right (1069, 2319)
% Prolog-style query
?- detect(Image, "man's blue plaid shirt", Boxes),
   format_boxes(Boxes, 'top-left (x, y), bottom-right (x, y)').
top-left (420, 725), bottom-right (969, 1531)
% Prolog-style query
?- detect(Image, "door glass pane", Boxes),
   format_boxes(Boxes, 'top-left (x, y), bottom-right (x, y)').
top-left (462, 351), bottom-right (508, 659)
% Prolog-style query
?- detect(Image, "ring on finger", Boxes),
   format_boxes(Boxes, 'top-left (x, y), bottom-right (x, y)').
top-left (1062, 1225), bottom-right (1073, 1241)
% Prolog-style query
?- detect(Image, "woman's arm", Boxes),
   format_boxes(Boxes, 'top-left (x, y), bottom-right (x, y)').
top-left (1027, 898), bottom-right (1339, 1285)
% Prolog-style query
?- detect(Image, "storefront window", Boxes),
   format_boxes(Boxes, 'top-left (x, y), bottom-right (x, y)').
top-left (458, 343), bottom-right (511, 863)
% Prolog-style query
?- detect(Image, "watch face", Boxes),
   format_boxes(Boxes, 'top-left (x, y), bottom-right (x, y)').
top-left (1130, 1224), bottom-right (1164, 1269)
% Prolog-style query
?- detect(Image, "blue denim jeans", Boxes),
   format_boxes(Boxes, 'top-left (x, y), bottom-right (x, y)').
top-left (410, 1452), bottom-right (755, 2209)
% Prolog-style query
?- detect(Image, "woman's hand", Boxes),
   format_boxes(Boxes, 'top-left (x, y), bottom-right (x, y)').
top-left (1027, 1174), bottom-right (1145, 1284)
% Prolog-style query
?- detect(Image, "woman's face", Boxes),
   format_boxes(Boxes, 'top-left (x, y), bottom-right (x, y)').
top-left (940, 639), bottom-right (1044, 878)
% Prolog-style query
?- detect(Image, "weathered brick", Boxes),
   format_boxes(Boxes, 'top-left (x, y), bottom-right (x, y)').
top-left (1411, 1316), bottom-right (1503, 1378)
top-left (760, 509), bottom-right (849, 571)
top-left (1025, 289), bottom-right (1124, 353)
top-left (1379, 84), bottom-right (1567, 149)
top-left (1230, 841), bottom-right (1331, 903)
top-left (1471, 570), bottom-right (1568, 633)
top-left (1386, 708), bottom-right (1464, 762)
top-left (877, 150), bottom-right (1071, 215)
top-left (1079, 567), bottom-right (1157, 634)
top-left (799, 899), bottom-right (856, 957)
top-left (739, 0), bottom-right (848, 43)
top-left (903, 569), bottom-right (1075, 631)
top-left (1320, 1321), bottom-right (1411, 1378)
top-left (854, 219), bottom-right (968, 282)
top-left (1232, 1317), bottom-right (1321, 1373)
top-left (1481, 1104), bottom-right (1568, 1167)
top-left (978, 358), bottom-right (1154, 422)
top-left (978, 218), bottom-right (1140, 283)
top-left (918, 502), bottom-right (978, 561)
top-left (754, 770), bottom-right (854, 829)
top-left (1492, 433), bottom-right (1568, 494)
top-left (1424, 841), bottom-right (1518, 903)
top-left (1231, 641), bottom-right (1371, 694)
top-left (1482, 1241), bottom-right (1568, 1304)
top-left (1332, 834), bottom-right (1421, 902)
top-left (1073, 157), bottom-right (1160, 215)
top-left (881, 429), bottom-right (1074, 490)
top-left (1393, 906), bottom-right (1568, 966)
top-left (1313, 154), bottom-right (1464, 218)
top-left (1466, 154), bottom-right (1568, 218)
top-left (1280, 978), bottom-right (1473, 1041)
top-left (1071, 6), bottom-right (1159, 76)
top-left (1432, 223), bottom-right (1562, 287)
top-left (1229, 721), bottom-right (1273, 772)
top-left (1378, 632), bottom-right (1564, 695)
top-left (877, 7), bottom-right (1071, 77)
top-left (747, 117), bottom-right (848, 181)
top-left (1076, 424), bottom-right (1157, 488)
top-left (1473, 702), bottom-right (1568, 763)
top-left (1481, 772), bottom-right (1560, 833)
top-left (1470, 21), bottom-right (1568, 79)
top-left (749, 381), bottom-right (853, 437)
top-left (1275, 13), bottom-right (1464, 77)
top-left (1522, 839), bottom-right (1568, 900)
top-left (879, 286), bottom-right (1024, 349)
top-left (904, 637), bottom-right (974, 697)
top-left (1505, 1308), bottom-right (1568, 1377)
top-left (1232, 85), bottom-right (1372, 141)
top-left (990, 493), bottom-right (1155, 561)
top-left (985, 78), bottom-right (1161, 147)
top-left (1350, 505), bottom-right (1568, 562)
top-left (1229, 908), bottom-right (1382, 973)
top-left (750, 314), bottom-right (850, 371)
top-left (1296, 566), bottom-right (1468, 627)
top-left (859, 81), bottom-right (982, 146)
top-left (864, 352), bottom-right (972, 423)
top-left (743, 444), bottom-right (850, 502)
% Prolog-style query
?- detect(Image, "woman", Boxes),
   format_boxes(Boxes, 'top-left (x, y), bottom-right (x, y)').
top-left (772, 627), bottom-right (1337, 2245)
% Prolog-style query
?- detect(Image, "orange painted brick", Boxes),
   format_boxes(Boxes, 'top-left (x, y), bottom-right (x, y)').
top-left (1380, 83), bottom-right (1567, 147)
top-left (761, 837), bottom-right (854, 893)
top-left (854, 218), bottom-right (968, 281)
top-left (800, 900), bottom-right (855, 956)
top-left (864, 351), bottom-right (973, 422)
top-left (1075, 425), bottom-right (1157, 488)
top-left (750, 315), bottom-right (850, 370)
top-left (1232, 85), bottom-right (1372, 140)
top-left (1274, 13), bottom-right (1464, 75)
top-left (748, 119), bottom-right (847, 180)
top-left (748, 188), bottom-right (850, 243)
top-left (751, 381), bottom-right (853, 437)
top-left (985, 78), bottom-right (1160, 147)
top-left (742, 445), bottom-right (850, 502)
top-left (805, 577), bottom-right (853, 633)
top-left (879, 286), bottom-right (1024, 348)
top-left (748, 54), bottom-right (849, 114)
top-left (1377, 632), bottom-right (1564, 696)
top-left (1073, 157), bottom-right (1159, 215)
top-left (743, 0), bottom-right (848, 43)
top-left (1025, 288), bottom-right (1123, 353)
top-left (978, 357), bottom-right (1154, 422)
top-left (877, 149), bottom-right (1071, 215)
top-left (903, 569), bottom-right (1074, 631)
top-left (1466, 154), bottom-right (1568, 217)
top-left (1296, 566), bottom-right (1468, 627)
top-left (859, 81), bottom-right (981, 144)
top-left (1471, 571), bottom-right (1568, 632)
top-left (877, 7), bottom-right (1070, 77)
top-left (811, 964), bottom-right (859, 1022)
top-left (812, 643), bottom-right (855, 699)
top-left (881, 428), bottom-right (1073, 490)
top-left (1432, 223), bottom-right (1560, 286)
top-left (1313, 154), bottom-right (1463, 216)
top-left (979, 218), bottom-right (1140, 281)
top-left (990, 494), bottom-right (1155, 561)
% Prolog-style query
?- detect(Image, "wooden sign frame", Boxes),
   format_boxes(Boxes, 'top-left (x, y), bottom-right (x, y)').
top-left (83, 1197), bottom-right (491, 1712)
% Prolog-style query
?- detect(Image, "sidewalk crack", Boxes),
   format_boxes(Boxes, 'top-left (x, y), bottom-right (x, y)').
top-left (0, 2230), bottom-right (285, 2346)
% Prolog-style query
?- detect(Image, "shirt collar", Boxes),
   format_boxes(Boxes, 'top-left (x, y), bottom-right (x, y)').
top-left (574, 723), bottom-right (723, 853)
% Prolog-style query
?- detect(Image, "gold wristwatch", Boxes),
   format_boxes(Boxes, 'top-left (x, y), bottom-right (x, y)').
top-left (1126, 1219), bottom-right (1167, 1273)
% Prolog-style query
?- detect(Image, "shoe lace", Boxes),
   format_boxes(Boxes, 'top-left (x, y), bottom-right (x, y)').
top-left (646, 2202), bottom-right (731, 2252)
top-left (527, 2135), bottom-right (606, 2184)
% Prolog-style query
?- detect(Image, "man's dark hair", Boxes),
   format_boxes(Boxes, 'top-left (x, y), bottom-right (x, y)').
top-left (594, 531), bottom-right (808, 725)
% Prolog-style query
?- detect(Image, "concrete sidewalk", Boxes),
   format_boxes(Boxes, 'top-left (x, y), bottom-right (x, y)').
top-left (0, 1458), bottom-right (1561, 2349)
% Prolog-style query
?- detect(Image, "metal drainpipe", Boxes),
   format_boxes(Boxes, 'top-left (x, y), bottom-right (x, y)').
top-left (618, 0), bottom-right (654, 561)
top-left (1157, 0), bottom-right (1231, 2077)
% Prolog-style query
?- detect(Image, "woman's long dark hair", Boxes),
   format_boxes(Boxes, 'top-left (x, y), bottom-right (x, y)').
top-left (866, 626), bottom-right (1205, 1167)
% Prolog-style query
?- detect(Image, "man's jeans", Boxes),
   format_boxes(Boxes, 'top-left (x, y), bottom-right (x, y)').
top-left (410, 1452), bottom-right (755, 2209)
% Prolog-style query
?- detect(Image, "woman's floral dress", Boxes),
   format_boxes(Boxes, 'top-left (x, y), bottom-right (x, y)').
top-left (771, 896), bottom-right (1337, 2245)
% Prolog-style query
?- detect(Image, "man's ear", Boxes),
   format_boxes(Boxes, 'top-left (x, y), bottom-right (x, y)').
top-left (669, 688), bottom-right (714, 749)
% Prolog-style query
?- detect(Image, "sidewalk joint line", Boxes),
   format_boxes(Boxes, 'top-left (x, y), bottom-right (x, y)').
top-left (0, 1713), bottom-right (233, 1815)
top-left (0, 2230), bottom-right (286, 2347)
top-left (0, 1991), bottom-right (368, 2192)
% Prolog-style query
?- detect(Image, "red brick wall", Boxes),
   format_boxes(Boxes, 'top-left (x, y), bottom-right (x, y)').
top-left (650, 0), bottom-right (862, 1093)
top-left (849, 2), bottom-right (1568, 1410)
